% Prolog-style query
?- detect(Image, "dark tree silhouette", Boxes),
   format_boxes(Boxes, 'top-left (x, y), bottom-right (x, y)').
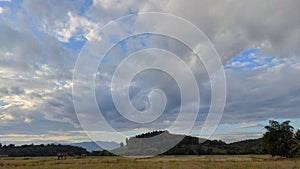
top-left (295, 130), bottom-right (300, 141)
top-left (293, 130), bottom-right (300, 154)
top-left (0, 144), bottom-right (89, 157)
top-left (262, 120), bottom-right (297, 157)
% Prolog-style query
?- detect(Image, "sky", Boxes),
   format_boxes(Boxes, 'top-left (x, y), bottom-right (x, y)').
top-left (0, 0), bottom-right (300, 145)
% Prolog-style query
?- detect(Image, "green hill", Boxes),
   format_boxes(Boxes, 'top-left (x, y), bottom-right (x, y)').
top-left (112, 130), bottom-right (264, 156)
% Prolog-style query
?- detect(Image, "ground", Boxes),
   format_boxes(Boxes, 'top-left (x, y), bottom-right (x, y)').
top-left (0, 155), bottom-right (300, 169)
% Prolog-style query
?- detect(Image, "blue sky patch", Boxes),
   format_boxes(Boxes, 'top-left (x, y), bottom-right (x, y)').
top-left (75, 0), bottom-right (93, 16)
top-left (0, 100), bottom-right (8, 107)
top-left (109, 34), bottom-right (120, 44)
top-left (61, 36), bottom-right (87, 52)
top-left (225, 48), bottom-right (286, 70)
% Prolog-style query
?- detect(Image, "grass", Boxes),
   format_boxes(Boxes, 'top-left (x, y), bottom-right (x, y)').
top-left (0, 155), bottom-right (300, 169)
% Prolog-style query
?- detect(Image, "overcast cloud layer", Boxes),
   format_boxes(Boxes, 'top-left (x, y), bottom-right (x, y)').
top-left (0, 0), bottom-right (300, 144)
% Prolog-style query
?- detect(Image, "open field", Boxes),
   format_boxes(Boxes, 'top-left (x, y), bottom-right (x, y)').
top-left (1, 155), bottom-right (300, 169)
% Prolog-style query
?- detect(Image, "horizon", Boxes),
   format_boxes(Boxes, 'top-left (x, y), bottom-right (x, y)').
top-left (1, 129), bottom-right (263, 147)
top-left (1, 0), bottom-right (300, 151)
top-left (0, 122), bottom-right (297, 146)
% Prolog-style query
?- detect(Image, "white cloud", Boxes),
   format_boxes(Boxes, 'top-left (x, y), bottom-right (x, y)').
top-left (0, 114), bottom-right (14, 121)
top-left (0, 15), bottom-right (79, 135)
top-left (22, 0), bottom-right (99, 42)
top-left (234, 123), bottom-right (264, 129)
top-left (24, 117), bottom-right (32, 123)
top-left (21, 0), bottom-right (300, 58)
top-left (49, 12), bottom-right (100, 42)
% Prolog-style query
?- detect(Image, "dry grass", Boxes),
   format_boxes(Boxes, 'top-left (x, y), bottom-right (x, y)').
top-left (0, 155), bottom-right (300, 169)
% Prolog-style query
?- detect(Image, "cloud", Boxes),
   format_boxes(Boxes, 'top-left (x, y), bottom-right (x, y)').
top-left (223, 56), bottom-right (300, 124)
top-left (0, 113), bottom-right (14, 121)
top-left (68, 0), bottom-right (300, 140)
top-left (98, 3), bottom-right (300, 142)
top-left (22, 0), bottom-right (99, 42)
top-left (74, 0), bottom-right (300, 62)
top-left (211, 131), bottom-right (263, 143)
top-left (234, 123), bottom-right (264, 129)
top-left (0, 15), bottom-right (79, 136)
top-left (162, 0), bottom-right (300, 60)
top-left (24, 117), bottom-right (32, 123)
top-left (20, 0), bottom-right (300, 59)
top-left (20, 0), bottom-right (300, 63)
top-left (87, 0), bottom-right (168, 21)
top-left (0, 0), bottom-right (299, 144)
top-left (0, 130), bottom-right (89, 145)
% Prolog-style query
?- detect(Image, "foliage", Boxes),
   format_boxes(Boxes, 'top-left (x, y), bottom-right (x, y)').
top-left (90, 150), bottom-right (116, 156)
top-left (295, 130), bottom-right (300, 155)
top-left (134, 131), bottom-right (165, 138)
top-left (2, 121), bottom-right (299, 158)
top-left (0, 144), bottom-right (89, 157)
top-left (113, 130), bottom-right (264, 156)
top-left (261, 120), bottom-right (298, 157)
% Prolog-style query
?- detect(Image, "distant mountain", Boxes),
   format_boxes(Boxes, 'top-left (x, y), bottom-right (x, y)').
top-left (70, 141), bottom-right (119, 152)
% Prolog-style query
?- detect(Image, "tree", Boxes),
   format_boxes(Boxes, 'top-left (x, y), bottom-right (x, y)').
top-left (294, 130), bottom-right (300, 154)
top-left (125, 138), bottom-right (129, 145)
top-left (295, 130), bottom-right (300, 141)
top-left (262, 120), bottom-right (297, 157)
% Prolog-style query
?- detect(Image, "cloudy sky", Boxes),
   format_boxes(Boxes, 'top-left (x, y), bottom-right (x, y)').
top-left (0, 0), bottom-right (300, 145)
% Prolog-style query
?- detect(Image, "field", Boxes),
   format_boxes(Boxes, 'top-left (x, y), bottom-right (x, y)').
top-left (1, 155), bottom-right (300, 169)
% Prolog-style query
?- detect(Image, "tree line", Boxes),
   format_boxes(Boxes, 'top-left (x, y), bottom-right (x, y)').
top-left (114, 130), bottom-right (264, 156)
top-left (0, 144), bottom-right (89, 157)
top-left (1, 120), bottom-right (299, 157)
top-left (114, 120), bottom-right (300, 157)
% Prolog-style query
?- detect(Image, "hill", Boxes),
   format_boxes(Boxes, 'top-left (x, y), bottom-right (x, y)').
top-left (112, 130), bottom-right (264, 156)
top-left (0, 131), bottom-right (264, 157)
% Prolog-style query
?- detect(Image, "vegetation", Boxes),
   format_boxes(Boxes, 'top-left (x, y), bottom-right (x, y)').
top-left (261, 120), bottom-right (299, 157)
top-left (1, 120), bottom-right (300, 158)
top-left (0, 144), bottom-right (89, 157)
top-left (90, 150), bottom-right (116, 156)
top-left (114, 120), bottom-right (300, 157)
top-left (113, 131), bottom-right (264, 156)
top-left (0, 155), bottom-right (300, 169)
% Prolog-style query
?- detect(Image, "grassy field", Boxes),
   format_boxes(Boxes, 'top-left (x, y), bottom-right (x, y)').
top-left (1, 155), bottom-right (300, 169)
